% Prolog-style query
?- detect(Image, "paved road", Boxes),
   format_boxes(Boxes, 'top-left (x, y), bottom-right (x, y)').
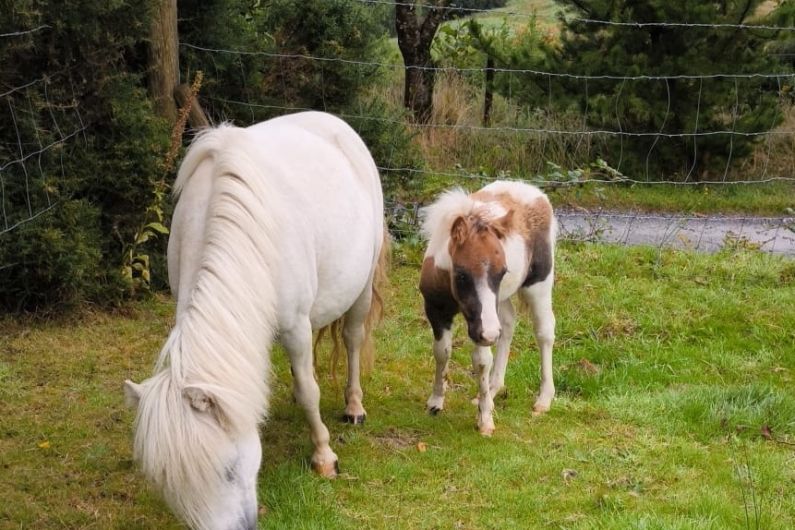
top-left (557, 211), bottom-right (795, 256)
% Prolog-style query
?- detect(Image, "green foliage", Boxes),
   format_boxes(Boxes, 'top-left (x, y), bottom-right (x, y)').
top-left (345, 100), bottom-right (424, 200)
top-left (552, 0), bottom-right (788, 180)
top-left (178, 0), bottom-right (272, 122)
top-left (257, 0), bottom-right (387, 111)
top-left (0, 1), bottom-right (171, 312)
top-left (0, 200), bottom-right (103, 312)
top-left (180, 0), bottom-right (389, 121)
top-left (120, 185), bottom-right (170, 295)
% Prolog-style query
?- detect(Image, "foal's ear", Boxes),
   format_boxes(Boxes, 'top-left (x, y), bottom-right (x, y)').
top-left (183, 385), bottom-right (232, 431)
top-left (491, 210), bottom-right (514, 240)
top-left (450, 215), bottom-right (469, 245)
top-left (123, 380), bottom-right (143, 408)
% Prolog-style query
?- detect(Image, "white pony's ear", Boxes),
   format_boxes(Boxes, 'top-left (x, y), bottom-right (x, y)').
top-left (123, 380), bottom-right (143, 408)
top-left (183, 385), bottom-right (232, 430)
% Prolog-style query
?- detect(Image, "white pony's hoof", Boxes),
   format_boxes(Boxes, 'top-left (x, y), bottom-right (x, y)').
top-left (311, 458), bottom-right (339, 478)
top-left (342, 413), bottom-right (366, 425)
top-left (478, 422), bottom-right (495, 437)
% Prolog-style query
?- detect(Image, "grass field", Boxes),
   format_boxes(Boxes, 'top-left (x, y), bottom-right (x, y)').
top-left (2, 242), bottom-right (794, 529)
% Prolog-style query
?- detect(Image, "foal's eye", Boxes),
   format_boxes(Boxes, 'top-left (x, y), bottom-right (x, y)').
top-left (455, 271), bottom-right (467, 285)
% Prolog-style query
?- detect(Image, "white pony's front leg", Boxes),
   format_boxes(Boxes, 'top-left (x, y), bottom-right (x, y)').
top-left (521, 275), bottom-right (556, 414)
top-left (472, 345), bottom-right (495, 436)
top-left (426, 328), bottom-right (452, 414)
top-left (281, 320), bottom-right (339, 477)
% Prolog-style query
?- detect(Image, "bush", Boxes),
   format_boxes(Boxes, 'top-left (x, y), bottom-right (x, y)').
top-left (0, 1), bottom-right (170, 312)
top-left (0, 200), bottom-right (103, 312)
top-left (344, 99), bottom-right (424, 201)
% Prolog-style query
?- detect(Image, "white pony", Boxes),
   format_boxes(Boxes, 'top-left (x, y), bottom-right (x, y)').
top-left (419, 181), bottom-right (557, 435)
top-left (123, 111), bottom-right (386, 530)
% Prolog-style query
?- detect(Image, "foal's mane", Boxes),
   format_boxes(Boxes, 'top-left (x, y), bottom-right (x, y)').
top-left (132, 124), bottom-right (278, 529)
top-left (420, 188), bottom-right (507, 263)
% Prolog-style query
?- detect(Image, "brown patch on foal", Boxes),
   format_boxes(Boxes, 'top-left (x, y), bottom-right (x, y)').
top-left (447, 213), bottom-right (508, 277)
top-left (470, 190), bottom-right (553, 239)
top-left (469, 191), bottom-right (555, 286)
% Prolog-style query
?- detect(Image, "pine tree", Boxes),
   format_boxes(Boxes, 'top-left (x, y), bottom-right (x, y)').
top-left (553, 0), bottom-right (785, 180)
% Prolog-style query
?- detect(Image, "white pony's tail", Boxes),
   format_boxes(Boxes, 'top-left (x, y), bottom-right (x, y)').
top-left (315, 227), bottom-right (390, 379)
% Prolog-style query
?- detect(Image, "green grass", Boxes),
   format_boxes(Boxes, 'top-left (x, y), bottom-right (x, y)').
top-left (2, 243), bottom-right (795, 529)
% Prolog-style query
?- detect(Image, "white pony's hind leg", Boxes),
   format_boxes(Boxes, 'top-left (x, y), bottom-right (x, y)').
top-left (341, 283), bottom-right (372, 424)
top-left (519, 274), bottom-right (556, 414)
top-left (281, 320), bottom-right (339, 477)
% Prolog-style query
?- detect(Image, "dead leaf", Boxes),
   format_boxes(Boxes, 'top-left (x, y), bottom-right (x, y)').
top-left (38, 440), bottom-right (50, 449)
top-left (416, 442), bottom-right (427, 453)
top-left (576, 358), bottom-right (600, 375)
top-left (761, 424), bottom-right (773, 441)
top-left (562, 468), bottom-right (578, 483)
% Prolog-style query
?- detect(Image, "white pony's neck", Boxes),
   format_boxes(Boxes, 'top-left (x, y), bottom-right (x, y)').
top-left (133, 125), bottom-right (279, 528)
top-left (163, 123), bottom-right (278, 428)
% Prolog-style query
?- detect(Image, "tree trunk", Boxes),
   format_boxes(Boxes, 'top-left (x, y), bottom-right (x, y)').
top-left (148, 0), bottom-right (179, 123)
top-left (395, 1), bottom-right (450, 123)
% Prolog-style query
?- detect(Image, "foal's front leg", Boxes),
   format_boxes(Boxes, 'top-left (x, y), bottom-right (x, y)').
top-left (521, 276), bottom-right (556, 414)
top-left (488, 299), bottom-right (516, 400)
top-left (281, 320), bottom-right (338, 477)
top-left (472, 345), bottom-right (495, 436)
top-left (426, 328), bottom-right (452, 414)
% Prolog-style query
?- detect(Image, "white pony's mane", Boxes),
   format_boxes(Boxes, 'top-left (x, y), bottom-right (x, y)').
top-left (132, 123), bottom-right (278, 529)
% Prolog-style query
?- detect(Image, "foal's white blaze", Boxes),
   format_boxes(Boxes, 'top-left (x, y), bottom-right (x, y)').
top-left (475, 275), bottom-right (501, 345)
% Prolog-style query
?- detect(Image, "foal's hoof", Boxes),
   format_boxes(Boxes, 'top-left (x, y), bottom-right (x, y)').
top-left (428, 406), bottom-right (442, 416)
top-left (311, 459), bottom-right (340, 478)
top-left (342, 413), bottom-right (366, 425)
top-left (532, 396), bottom-right (553, 416)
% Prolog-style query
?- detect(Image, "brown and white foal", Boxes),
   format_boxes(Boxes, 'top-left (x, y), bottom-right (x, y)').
top-left (419, 181), bottom-right (557, 435)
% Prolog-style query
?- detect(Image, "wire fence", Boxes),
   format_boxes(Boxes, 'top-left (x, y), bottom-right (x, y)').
top-left (386, 202), bottom-right (795, 256)
top-left (0, 25), bottom-right (87, 236)
top-left (3, 7), bottom-right (795, 256)
top-left (355, 0), bottom-right (795, 32)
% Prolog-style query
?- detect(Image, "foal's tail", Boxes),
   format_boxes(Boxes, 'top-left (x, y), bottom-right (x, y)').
top-left (315, 227), bottom-right (390, 379)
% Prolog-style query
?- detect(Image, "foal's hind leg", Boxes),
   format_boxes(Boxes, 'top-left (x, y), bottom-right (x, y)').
top-left (281, 320), bottom-right (339, 477)
top-left (341, 284), bottom-right (373, 424)
top-left (519, 274), bottom-right (556, 414)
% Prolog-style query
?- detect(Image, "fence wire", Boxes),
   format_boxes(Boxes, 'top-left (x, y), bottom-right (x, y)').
top-left (0, 54), bottom-right (86, 235)
top-left (355, 0), bottom-right (795, 32)
top-left (3, 11), bottom-right (795, 257)
top-left (387, 202), bottom-right (795, 256)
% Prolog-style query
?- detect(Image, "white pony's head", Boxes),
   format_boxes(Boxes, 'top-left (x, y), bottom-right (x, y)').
top-left (124, 374), bottom-right (261, 530)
